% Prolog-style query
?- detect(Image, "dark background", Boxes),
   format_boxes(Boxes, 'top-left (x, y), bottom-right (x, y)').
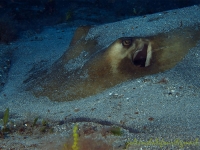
top-left (0, 0), bottom-right (200, 43)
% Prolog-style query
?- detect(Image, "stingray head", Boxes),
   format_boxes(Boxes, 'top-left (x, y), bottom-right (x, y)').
top-left (119, 37), bottom-right (152, 67)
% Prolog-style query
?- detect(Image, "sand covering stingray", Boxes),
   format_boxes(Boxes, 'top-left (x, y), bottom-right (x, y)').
top-left (24, 25), bottom-right (200, 101)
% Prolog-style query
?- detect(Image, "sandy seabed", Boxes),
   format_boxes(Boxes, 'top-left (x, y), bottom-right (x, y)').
top-left (0, 5), bottom-right (200, 150)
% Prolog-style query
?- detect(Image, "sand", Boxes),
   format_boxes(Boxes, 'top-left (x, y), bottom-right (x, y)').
top-left (0, 5), bottom-right (200, 150)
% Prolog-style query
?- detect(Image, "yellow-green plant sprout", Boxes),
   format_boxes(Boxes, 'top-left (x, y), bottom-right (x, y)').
top-left (42, 120), bottom-right (48, 126)
top-left (3, 108), bottom-right (9, 128)
top-left (66, 11), bottom-right (73, 21)
top-left (33, 117), bottom-right (38, 127)
top-left (125, 138), bottom-right (200, 149)
top-left (72, 124), bottom-right (79, 150)
top-left (1, 108), bottom-right (10, 134)
top-left (110, 126), bottom-right (122, 136)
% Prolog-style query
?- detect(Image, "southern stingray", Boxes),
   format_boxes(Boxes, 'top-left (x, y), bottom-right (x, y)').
top-left (24, 25), bottom-right (200, 101)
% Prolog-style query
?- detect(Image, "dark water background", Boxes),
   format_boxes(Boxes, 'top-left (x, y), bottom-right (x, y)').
top-left (0, 0), bottom-right (200, 44)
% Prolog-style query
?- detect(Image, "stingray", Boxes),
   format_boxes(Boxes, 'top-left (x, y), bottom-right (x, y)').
top-left (24, 25), bottom-right (200, 101)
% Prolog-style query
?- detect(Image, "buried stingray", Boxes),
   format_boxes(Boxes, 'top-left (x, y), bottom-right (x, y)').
top-left (24, 25), bottom-right (200, 101)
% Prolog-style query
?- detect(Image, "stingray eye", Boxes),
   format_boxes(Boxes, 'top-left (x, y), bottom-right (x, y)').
top-left (122, 39), bottom-right (132, 46)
